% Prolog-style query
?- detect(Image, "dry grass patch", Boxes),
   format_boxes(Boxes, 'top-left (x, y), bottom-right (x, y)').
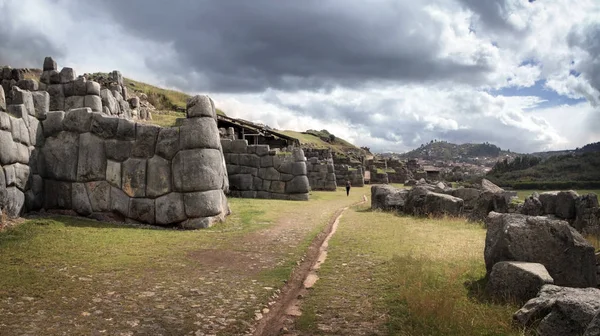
top-left (296, 206), bottom-right (524, 336)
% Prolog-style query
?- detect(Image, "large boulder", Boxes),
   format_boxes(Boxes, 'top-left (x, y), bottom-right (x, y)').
top-left (423, 192), bottom-right (463, 217)
top-left (574, 194), bottom-right (600, 234)
top-left (371, 185), bottom-right (408, 212)
top-left (481, 178), bottom-right (504, 193)
top-left (521, 193), bottom-right (543, 216)
top-left (484, 212), bottom-right (597, 288)
top-left (470, 191), bottom-right (509, 222)
top-left (514, 285), bottom-right (600, 336)
top-left (486, 261), bottom-right (554, 304)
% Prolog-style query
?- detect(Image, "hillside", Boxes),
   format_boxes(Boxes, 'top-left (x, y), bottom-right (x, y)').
top-left (531, 141), bottom-right (600, 159)
top-left (396, 141), bottom-right (514, 164)
top-left (487, 151), bottom-right (600, 189)
top-left (279, 130), bottom-right (366, 158)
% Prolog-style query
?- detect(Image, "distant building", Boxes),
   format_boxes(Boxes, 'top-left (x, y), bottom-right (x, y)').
top-left (216, 115), bottom-right (300, 149)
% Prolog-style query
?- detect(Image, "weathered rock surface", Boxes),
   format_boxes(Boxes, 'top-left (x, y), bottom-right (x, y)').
top-left (485, 212), bottom-right (597, 288)
top-left (486, 261), bottom-right (554, 304)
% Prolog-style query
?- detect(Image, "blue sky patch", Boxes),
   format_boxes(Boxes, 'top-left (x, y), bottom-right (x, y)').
top-left (490, 79), bottom-right (586, 109)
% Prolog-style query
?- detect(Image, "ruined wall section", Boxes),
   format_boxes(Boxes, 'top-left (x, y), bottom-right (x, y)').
top-left (0, 85), bottom-right (46, 218)
top-left (335, 165), bottom-right (365, 187)
top-left (37, 95), bottom-right (229, 228)
top-left (304, 148), bottom-right (336, 191)
top-left (222, 140), bottom-right (310, 200)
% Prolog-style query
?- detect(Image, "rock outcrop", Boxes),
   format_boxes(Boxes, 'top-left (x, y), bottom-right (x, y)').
top-left (484, 212), bottom-right (597, 288)
top-left (486, 261), bottom-right (554, 304)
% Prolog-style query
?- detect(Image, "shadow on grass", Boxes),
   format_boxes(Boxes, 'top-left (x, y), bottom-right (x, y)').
top-left (464, 275), bottom-right (490, 303)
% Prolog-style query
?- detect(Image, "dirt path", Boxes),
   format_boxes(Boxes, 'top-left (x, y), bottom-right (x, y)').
top-left (253, 195), bottom-right (367, 336)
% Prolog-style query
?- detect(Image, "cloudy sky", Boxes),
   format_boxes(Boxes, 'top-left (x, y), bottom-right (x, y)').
top-left (1, 0), bottom-right (599, 153)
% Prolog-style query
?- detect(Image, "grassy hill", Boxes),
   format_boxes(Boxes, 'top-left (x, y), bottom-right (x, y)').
top-left (279, 130), bottom-right (366, 158)
top-left (487, 151), bottom-right (600, 189)
top-left (398, 141), bottom-right (513, 161)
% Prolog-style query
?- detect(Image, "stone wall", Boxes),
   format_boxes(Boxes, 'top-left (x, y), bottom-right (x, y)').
top-left (0, 85), bottom-right (44, 218)
top-left (335, 164), bottom-right (364, 187)
top-left (0, 86), bottom-right (230, 229)
top-left (222, 140), bottom-right (310, 200)
top-left (304, 148), bottom-right (336, 191)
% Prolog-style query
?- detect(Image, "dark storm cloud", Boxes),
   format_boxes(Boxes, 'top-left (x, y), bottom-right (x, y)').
top-left (96, 0), bottom-right (493, 93)
top-left (0, 5), bottom-right (64, 67)
top-left (456, 0), bottom-right (520, 32)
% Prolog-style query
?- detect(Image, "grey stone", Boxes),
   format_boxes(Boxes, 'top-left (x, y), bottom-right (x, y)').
top-left (585, 311), bottom-right (600, 336)
top-left (371, 185), bottom-right (409, 211)
top-left (44, 180), bottom-right (71, 209)
top-left (11, 86), bottom-right (35, 116)
top-left (106, 160), bottom-right (121, 188)
top-left (0, 111), bottom-right (9, 130)
top-left (470, 191), bottom-right (509, 222)
top-left (259, 167), bottom-right (280, 181)
top-left (72, 183), bottom-right (92, 216)
top-left (146, 156), bottom-right (171, 198)
top-left (132, 124), bottom-right (160, 157)
top-left (3, 164), bottom-right (16, 187)
top-left (539, 191), bottom-right (559, 215)
top-left (7, 104), bottom-right (27, 122)
top-left (119, 100), bottom-right (131, 118)
top-left (77, 133), bottom-right (106, 181)
top-left (110, 187), bottom-right (129, 217)
top-left (556, 190), bottom-right (578, 219)
top-left (12, 163), bottom-right (30, 190)
top-left (172, 149), bottom-right (225, 192)
top-left (16, 79), bottom-right (38, 91)
top-left (63, 107), bottom-right (92, 133)
top-left (116, 118), bottom-right (135, 140)
top-left (186, 95), bottom-right (215, 118)
top-left (481, 178), bottom-right (504, 193)
top-left (423, 192), bottom-right (463, 217)
top-left (288, 193), bottom-right (309, 201)
top-left (514, 285), bottom-right (600, 336)
top-left (155, 193), bottom-right (186, 225)
top-left (42, 131), bottom-right (79, 181)
top-left (84, 95), bottom-right (102, 112)
top-left (73, 77), bottom-right (87, 95)
top-left (485, 212), bottom-right (597, 288)
top-left (231, 139), bottom-right (248, 153)
top-left (285, 176), bottom-right (309, 194)
top-left (229, 174), bottom-right (254, 191)
top-left (220, 139), bottom-right (232, 153)
top-left (91, 113), bottom-right (119, 138)
top-left (105, 140), bottom-right (132, 162)
top-left (42, 111), bottom-right (64, 137)
top-left (121, 158), bottom-right (147, 197)
top-left (85, 181), bottom-right (111, 212)
top-left (10, 117), bottom-right (29, 145)
top-left (47, 84), bottom-right (65, 111)
top-left (43, 57), bottom-right (57, 71)
top-left (278, 162), bottom-right (293, 175)
top-left (86, 81), bottom-right (101, 95)
top-left (110, 70), bottom-right (123, 86)
top-left (129, 198), bottom-right (155, 224)
top-left (486, 261), bottom-right (554, 304)
top-left (280, 173), bottom-right (294, 182)
top-left (14, 143), bottom-right (29, 165)
top-left (291, 162), bottom-right (307, 176)
top-left (100, 89), bottom-right (118, 115)
top-left (102, 106), bottom-right (110, 115)
top-left (180, 216), bottom-right (220, 229)
top-left (238, 154), bottom-right (260, 168)
top-left (155, 127), bottom-right (180, 160)
top-left (224, 153), bottom-right (239, 165)
top-left (270, 181), bottom-right (285, 194)
top-left (3, 187), bottom-right (24, 217)
top-left (59, 67), bottom-right (76, 83)
top-left (31, 91), bottom-right (49, 119)
top-left (63, 82), bottom-right (74, 97)
top-left (293, 148), bottom-right (306, 162)
top-left (129, 97), bottom-right (140, 108)
top-left (64, 95), bottom-right (84, 111)
top-left (122, 86), bottom-right (128, 100)
top-left (179, 118), bottom-right (220, 150)
top-left (30, 174), bottom-right (43, 195)
top-left (522, 194), bottom-right (544, 216)
top-left (260, 155), bottom-right (273, 167)
top-left (255, 145), bottom-right (269, 156)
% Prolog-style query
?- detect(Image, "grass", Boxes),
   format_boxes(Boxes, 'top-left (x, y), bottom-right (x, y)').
top-left (142, 110), bottom-right (185, 128)
top-left (279, 130), bottom-right (361, 156)
top-left (515, 189), bottom-right (600, 200)
top-left (296, 207), bottom-right (522, 335)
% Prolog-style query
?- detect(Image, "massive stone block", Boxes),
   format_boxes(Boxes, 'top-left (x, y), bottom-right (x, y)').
top-left (43, 57), bottom-right (57, 71)
top-left (155, 193), bottom-right (186, 225)
top-left (121, 158), bottom-right (147, 197)
top-left (285, 176), bottom-right (310, 194)
top-left (63, 108), bottom-right (92, 133)
top-left (106, 160), bottom-right (121, 188)
top-left (186, 95), bottom-right (215, 118)
top-left (129, 198), bottom-right (154, 224)
top-left (85, 181), bottom-right (111, 212)
top-left (0, 130), bottom-right (16, 165)
top-left (73, 77), bottom-right (87, 96)
top-left (42, 111), bottom-right (64, 137)
top-left (11, 86), bottom-right (35, 116)
top-left (132, 124), bottom-right (159, 157)
top-left (486, 261), bottom-right (554, 304)
top-left (179, 118), bottom-right (220, 150)
top-left (84, 95), bottom-right (102, 112)
top-left (42, 131), bottom-right (79, 181)
top-left (116, 118), bottom-right (135, 140)
top-left (86, 81), bottom-right (101, 96)
top-left (110, 187), bottom-right (129, 217)
top-left (4, 187), bottom-right (24, 217)
top-left (100, 89), bottom-right (118, 115)
top-left (146, 155), bottom-right (171, 198)
top-left (91, 113), bottom-right (119, 139)
top-left (47, 84), bottom-right (65, 111)
top-left (59, 67), bottom-right (76, 83)
top-left (155, 127), bottom-right (180, 160)
top-left (77, 133), bottom-right (106, 181)
top-left (172, 149), bottom-right (225, 192)
top-left (44, 180), bottom-right (71, 209)
top-left (105, 140), bottom-right (132, 162)
top-left (72, 182), bottom-right (92, 216)
top-left (31, 91), bottom-right (49, 119)
top-left (64, 96), bottom-right (85, 112)
top-left (485, 212), bottom-right (597, 288)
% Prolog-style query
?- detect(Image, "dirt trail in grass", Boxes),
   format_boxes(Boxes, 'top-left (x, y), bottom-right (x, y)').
top-left (253, 195), bottom-right (367, 336)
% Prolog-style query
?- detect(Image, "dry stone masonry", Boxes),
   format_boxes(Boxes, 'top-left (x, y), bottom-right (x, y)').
top-left (221, 140), bottom-right (310, 200)
top-left (0, 57), bottom-right (231, 229)
top-left (304, 148), bottom-right (336, 191)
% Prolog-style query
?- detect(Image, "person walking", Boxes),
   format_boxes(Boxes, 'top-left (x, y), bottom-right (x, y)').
top-left (345, 180), bottom-right (351, 196)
